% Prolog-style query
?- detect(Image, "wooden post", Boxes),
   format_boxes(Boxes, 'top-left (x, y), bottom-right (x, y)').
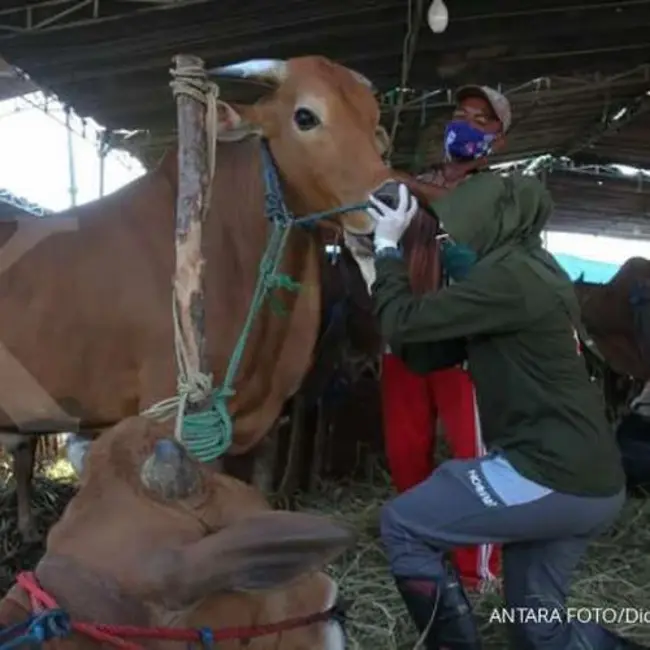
top-left (172, 54), bottom-right (212, 417)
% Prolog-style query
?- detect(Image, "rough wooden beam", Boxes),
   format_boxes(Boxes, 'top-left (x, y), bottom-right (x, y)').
top-left (172, 53), bottom-right (211, 410)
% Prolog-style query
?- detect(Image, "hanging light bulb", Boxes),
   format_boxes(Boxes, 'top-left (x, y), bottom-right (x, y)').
top-left (427, 0), bottom-right (449, 33)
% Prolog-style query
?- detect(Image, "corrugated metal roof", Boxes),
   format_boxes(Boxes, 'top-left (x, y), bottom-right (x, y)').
top-left (1, 0), bottom-right (650, 238)
top-left (2, 0), bottom-right (650, 171)
top-left (0, 188), bottom-right (50, 219)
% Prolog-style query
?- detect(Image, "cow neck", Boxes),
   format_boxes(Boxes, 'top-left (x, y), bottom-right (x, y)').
top-left (160, 137), bottom-right (321, 453)
top-left (157, 136), bottom-right (318, 318)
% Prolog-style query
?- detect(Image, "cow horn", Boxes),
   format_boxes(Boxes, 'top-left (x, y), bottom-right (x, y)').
top-left (349, 68), bottom-right (375, 91)
top-left (140, 438), bottom-right (201, 500)
top-left (208, 59), bottom-right (288, 86)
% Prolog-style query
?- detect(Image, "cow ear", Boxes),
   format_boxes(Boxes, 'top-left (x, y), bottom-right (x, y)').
top-left (130, 512), bottom-right (355, 608)
top-left (208, 512), bottom-right (355, 592)
top-left (375, 125), bottom-right (390, 156)
top-left (216, 101), bottom-right (262, 142)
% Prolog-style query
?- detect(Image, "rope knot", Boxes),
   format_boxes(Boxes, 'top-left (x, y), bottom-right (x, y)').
top-left (265, 272), bottom-right (301, 293)
top-left (169, 64), bottom-right (220, 105)
top-left (198, 627), bottom-right (215, 650)
top-left (181, 396), bottom-right (233, 462)
top-left (177, 371), bottom-right (214, 407)
top-left (30, 610), bottom-right (71, 643)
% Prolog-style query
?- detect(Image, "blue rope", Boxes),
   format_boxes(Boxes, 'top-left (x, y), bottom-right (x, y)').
top-left (0, 610), bottom-right (70, 650)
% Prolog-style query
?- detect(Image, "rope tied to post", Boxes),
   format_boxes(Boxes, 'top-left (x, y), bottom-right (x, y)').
top-left (143, 57), bottom-right (302, 463)
top-left (169, 60), bottom-right (219, 189)
top-left (142, 59), bottom-right (231, 461)
top-left (143, 56), bottom-right (369, 465)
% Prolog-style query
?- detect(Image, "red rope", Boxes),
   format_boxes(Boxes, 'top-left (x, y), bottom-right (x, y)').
top-left (16, 572), bottom-right (334, 648)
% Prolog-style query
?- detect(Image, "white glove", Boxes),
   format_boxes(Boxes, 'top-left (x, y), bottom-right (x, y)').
top-left (368, 183), bottom-right (418, 251)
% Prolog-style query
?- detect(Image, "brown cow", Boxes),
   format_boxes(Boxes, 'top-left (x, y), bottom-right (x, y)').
top-left (574, 256), bottom-right (650, 380)
top-left (0, 416), bottom-right (355, 650)
top-left (0, 55), bottom-right (392, 540)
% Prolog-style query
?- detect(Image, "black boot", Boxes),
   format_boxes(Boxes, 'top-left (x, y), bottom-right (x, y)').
top-left (395, 560), bottom-right (482, 649)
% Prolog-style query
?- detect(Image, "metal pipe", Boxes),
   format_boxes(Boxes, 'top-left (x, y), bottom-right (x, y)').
top-left (98, 130), bottom-right (111, 198)
top-left (65, 105), bottom-right (77, 207)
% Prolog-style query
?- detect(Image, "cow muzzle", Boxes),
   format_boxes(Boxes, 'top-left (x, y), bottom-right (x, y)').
top-left (140, 438), bottom-right (201, 500)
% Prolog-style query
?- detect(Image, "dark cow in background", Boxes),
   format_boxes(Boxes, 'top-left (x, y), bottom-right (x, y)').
top-left (261, 205), bottom-right (443, 497)
top-left (575, 256), bottom-right (650, 381)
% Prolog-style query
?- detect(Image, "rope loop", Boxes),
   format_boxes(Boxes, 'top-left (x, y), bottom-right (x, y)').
top-left (169, 59), bottom-right (219, 204)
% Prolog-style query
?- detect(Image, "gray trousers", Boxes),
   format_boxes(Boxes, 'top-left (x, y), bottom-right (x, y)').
top-left (380, 452), bottom-right (625, 650)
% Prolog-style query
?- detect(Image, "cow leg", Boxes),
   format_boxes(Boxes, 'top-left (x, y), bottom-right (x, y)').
top-left (275, 395), bottom-right (307, 508)
top-left (0, 433), bottom-right (39, 542)
top-left (251, 430), bottom-right (282, 496)
top-left (308, 398), bottom-right (328, 493)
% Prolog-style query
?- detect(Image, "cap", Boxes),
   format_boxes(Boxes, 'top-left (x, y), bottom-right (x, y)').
top-left (455, 85), bottom-right (512, 133)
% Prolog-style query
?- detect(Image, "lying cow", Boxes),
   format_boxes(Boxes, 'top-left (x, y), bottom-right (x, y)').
top-left (0, 55), bottom-right (392, 540)
top-left (0, 417), bottom-right (355, 649)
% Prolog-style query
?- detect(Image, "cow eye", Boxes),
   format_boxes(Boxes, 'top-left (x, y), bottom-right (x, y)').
top-left (294, 107), bottom-right (320, 131)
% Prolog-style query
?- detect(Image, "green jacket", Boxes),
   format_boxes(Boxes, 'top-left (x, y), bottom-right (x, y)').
top-left (373, 172), bottom-right (625, 496)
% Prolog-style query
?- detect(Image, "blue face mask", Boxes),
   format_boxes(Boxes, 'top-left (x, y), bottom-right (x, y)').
top-left (440, 239), bottom-right (477, 281)
top-left (444, 120), bottom-right (496, 161)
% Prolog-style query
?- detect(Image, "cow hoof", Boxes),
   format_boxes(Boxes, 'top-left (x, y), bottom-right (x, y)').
top-left (19, 521), bottom-right (41, 544)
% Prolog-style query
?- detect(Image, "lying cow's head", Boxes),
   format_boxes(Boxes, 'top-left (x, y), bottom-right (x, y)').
top-left (9, 418), bottom-right (355, 649)
top-left (210, 56), bottom-right (391, 235)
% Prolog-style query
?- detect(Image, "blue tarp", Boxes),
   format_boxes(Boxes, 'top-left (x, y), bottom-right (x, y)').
top-left (553, 253), bottom-right (620, 284)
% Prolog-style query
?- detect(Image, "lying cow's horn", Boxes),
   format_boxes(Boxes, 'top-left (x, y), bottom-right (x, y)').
top-left (140, 438), bottom-right (201, 500)
top-left (208, 59), bottom-right (288, 85)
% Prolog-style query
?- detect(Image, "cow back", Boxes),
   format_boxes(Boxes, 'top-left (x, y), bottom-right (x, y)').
top-left (576, 257), bottom-right (650, 380)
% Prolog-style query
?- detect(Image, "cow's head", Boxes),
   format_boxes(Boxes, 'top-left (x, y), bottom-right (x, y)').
top-left (39, 418), bottom-right (354, 645)
top-left (209, 56), bottom-right (391, 235)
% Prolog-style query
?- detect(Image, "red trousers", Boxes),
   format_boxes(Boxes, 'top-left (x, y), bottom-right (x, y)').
top-left (380, 353), bottom-right (501, 590)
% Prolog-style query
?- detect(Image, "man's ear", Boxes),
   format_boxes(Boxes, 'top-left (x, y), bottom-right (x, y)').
top-left (216, 101), bottom-right (262, 142)
top-left (491, 132), bottom-right (506, 154)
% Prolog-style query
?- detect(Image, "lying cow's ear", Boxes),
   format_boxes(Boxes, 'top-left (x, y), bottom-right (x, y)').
top-left (207, 511), bottom-right (355, 592)
top-left (130, 511), bottom-right (355, 608)
top-left (216, 101), bottom-right (262, 142)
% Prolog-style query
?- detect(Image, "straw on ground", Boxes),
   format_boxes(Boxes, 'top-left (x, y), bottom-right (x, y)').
top-left (0, 455), bottom-right (648, 650)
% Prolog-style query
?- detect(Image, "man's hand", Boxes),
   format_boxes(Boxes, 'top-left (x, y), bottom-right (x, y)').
top-left (368, 183), bottom-right (418, 251)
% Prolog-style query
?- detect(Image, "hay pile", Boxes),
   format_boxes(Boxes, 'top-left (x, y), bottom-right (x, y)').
top-left (0, 473), bottom-right (76, 595)
top-left (296, 476), bottom-right (650, 650)
top-left (1, 456), bottom-right (649, 650)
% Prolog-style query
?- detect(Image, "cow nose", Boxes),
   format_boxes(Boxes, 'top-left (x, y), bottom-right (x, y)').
top-left (154, 438), bottom-right (182, 463)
